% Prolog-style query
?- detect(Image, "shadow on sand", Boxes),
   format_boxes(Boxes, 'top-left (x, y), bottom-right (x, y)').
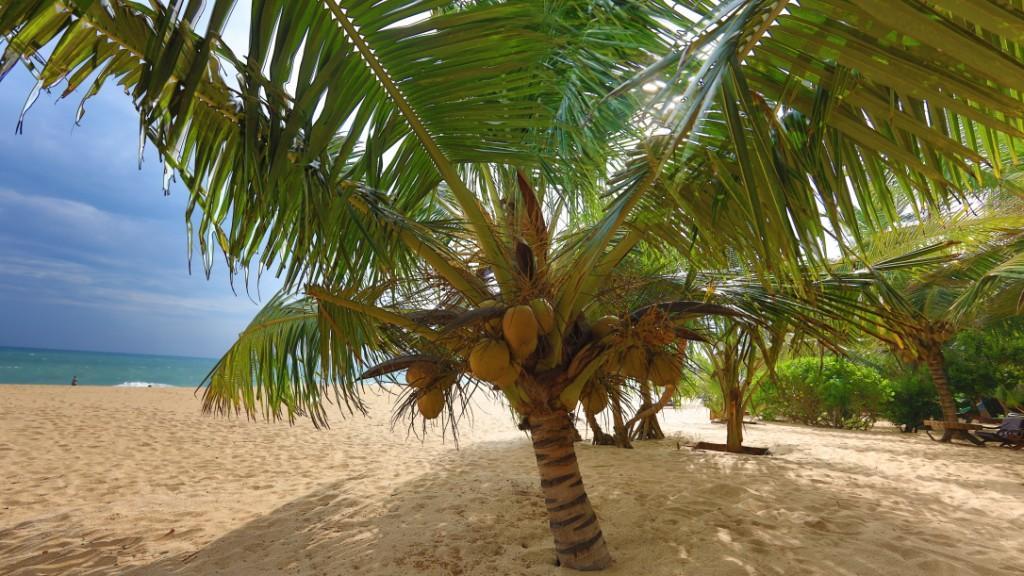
top-left (5, 431), bottom-right (1020, 576)
top-left (118, 434), bottom-right (1021, 576)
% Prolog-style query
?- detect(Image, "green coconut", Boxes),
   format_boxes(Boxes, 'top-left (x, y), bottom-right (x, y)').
top-left (405, 361), bottom-right (437, 388)
top-left (491, 364), bottom-right (520, 392)
top-left (417, 389), bottom-right (445, 419)
top-left (469, 339), bottom-right (511, 382)
top-left (592, 316), bottom-right (619, 339)
top-left (529, 298), bottom-right (555, 335)
top-left (503, 305), bottom-right (539, 359)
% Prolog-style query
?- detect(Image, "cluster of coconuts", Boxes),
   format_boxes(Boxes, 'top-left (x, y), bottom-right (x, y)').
top-left (405, 361), bottom-right (455, 419)
top-left (605, 345), bottom-right (681, 386)
top-left (579, 314), bottom-right (683, 415)
top-left (468, 298), bottom-right (555, 393)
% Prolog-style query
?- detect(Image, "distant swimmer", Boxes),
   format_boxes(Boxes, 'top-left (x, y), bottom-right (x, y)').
top-left (71, 376), bottom-right (78, 386)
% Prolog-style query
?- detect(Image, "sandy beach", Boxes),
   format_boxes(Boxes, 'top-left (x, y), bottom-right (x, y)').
top-left (0, 385), bottom-right (1020, 575)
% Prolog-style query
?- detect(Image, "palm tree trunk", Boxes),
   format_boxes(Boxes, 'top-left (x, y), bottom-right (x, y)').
top-left (584, 410), bottom-right (616, 446)
top-left (725, 387), bottom-right (744, 452)
top-left (925, 349), bottom-right (958, 442)
top-left (631, 384), bottom-right (665, 440)
top-left (608, 390), bottom-right (632, 449)
top-left (528, 411), bottom-right (613, 571)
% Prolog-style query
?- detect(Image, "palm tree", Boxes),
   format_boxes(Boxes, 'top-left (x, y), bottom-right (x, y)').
top-left (851, 212), bottom-right (1024, 441)
top-left (686, 268), bottom-right (883, 453)
top-left (5, 0), bottom-right (1024, 570)
top-left (693, 318), bottom-right (782, 453)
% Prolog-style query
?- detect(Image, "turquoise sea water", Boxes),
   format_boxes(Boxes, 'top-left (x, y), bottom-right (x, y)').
top-left (0, 346), bottom-right (217, 387)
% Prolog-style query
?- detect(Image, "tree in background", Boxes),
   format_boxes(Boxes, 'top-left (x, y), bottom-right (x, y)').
top-left (691, 317), bottom-right (788, 453)
top-left (945, 319), bottom-right (1024, 412)
top-left (822, 200), bottom-right (1024, 440)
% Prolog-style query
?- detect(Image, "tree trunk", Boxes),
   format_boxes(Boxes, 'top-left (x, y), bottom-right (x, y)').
top-left (608, 390), bottom-right (632, 449)
top-left (925, 349), bottom-right (958, 442)
top-left (584, 410), bottom-right (616, 446)
top-left (631, 384), bottom-right (665, 440)
top-left (725, 387), bottom-right (744, 453)
top-left (528, 411), bottom-right (613, 571)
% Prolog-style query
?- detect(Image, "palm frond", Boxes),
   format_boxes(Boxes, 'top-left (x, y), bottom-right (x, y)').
top-left (201, 291), bottom-right (368, 428)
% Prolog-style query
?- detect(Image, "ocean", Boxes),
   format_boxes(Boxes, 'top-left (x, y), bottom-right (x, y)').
top-left (0, 346), bottom-right (218, 387)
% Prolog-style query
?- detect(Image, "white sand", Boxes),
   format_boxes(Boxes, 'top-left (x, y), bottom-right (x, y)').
top-left (0, 385), bottom-right (1020, 575)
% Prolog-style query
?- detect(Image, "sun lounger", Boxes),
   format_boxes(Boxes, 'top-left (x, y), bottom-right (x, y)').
top-left (975, 414), bottom-right (1024, 449)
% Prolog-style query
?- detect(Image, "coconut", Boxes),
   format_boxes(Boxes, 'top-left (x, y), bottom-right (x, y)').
top-left (581, 387), bottom-right (608, 415)
top-left (529, 298), bottom-right (555, 335)
top-left (514, 336), bottom-right (538, 360)
top-left (622, 346), bottom-right (648, 380)
top-left (469, 339), bottom-right (511, 381)
top-left (503, 305), bottom-right (539, 359)
top-left (405, 361), bottom-right (437, 388)
top-left (491, 364), bottom-right (520, 392)
top-left (648, 352), bottom-right (681, 387)
top-left (592, 315), bottom-right (619, 339)
top-left (417, 389), bottom-right (444, 419)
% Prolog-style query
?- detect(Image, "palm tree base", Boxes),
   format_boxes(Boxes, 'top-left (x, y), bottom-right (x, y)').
top-left (630, 413), bottom-right (665, 440)
top-left (583, 411), bottom-right (617, 446)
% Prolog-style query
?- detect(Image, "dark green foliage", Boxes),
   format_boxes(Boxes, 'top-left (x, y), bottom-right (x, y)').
top-left (879, 362), bottom-right (942, 432)
top-left (945, 319), bottom-right (1024, 410)
top-left (754, 357), bottom-right (890, 429)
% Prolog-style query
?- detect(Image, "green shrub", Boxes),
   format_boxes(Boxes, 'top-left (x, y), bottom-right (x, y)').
top-left (753, 357), bottom-right (890, 429)
top-left (880, 364), bottom-right (942, 432)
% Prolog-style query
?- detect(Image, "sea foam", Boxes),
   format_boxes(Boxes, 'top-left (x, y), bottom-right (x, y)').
top-left (115, 381), bottom-right (177, 388)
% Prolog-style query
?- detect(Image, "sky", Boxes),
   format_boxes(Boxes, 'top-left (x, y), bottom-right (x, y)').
top-left (0, 37), bottom-right (279, 359)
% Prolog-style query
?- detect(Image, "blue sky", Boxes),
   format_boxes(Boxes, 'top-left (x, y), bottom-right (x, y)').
top-left (0, 58), bottom-right (278, 358)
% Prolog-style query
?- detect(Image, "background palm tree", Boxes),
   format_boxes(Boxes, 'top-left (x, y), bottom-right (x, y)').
top-left (5, 0), bottom-right (1024, 570)
top-left (847, 212), bottom-right (1024, 440)
top-left (692, 317), bottom-right (791, 453)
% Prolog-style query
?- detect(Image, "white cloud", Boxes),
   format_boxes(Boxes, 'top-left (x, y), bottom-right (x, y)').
top-left (0, 254), bottom-right (93, 285)
top-left (0, 252), bottom-right (257, 317)
top-left (0, 188), bottom-right (270, 320)
top-left (0, 186), bottom-right (189, 268)
top-left (0, 187), bottom-right (113, 227)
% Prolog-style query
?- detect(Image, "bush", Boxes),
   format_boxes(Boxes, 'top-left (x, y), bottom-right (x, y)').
top-left (879, 363), bottom-right (942, 432)
top-left (753, 357), bottom-right (890, 429)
